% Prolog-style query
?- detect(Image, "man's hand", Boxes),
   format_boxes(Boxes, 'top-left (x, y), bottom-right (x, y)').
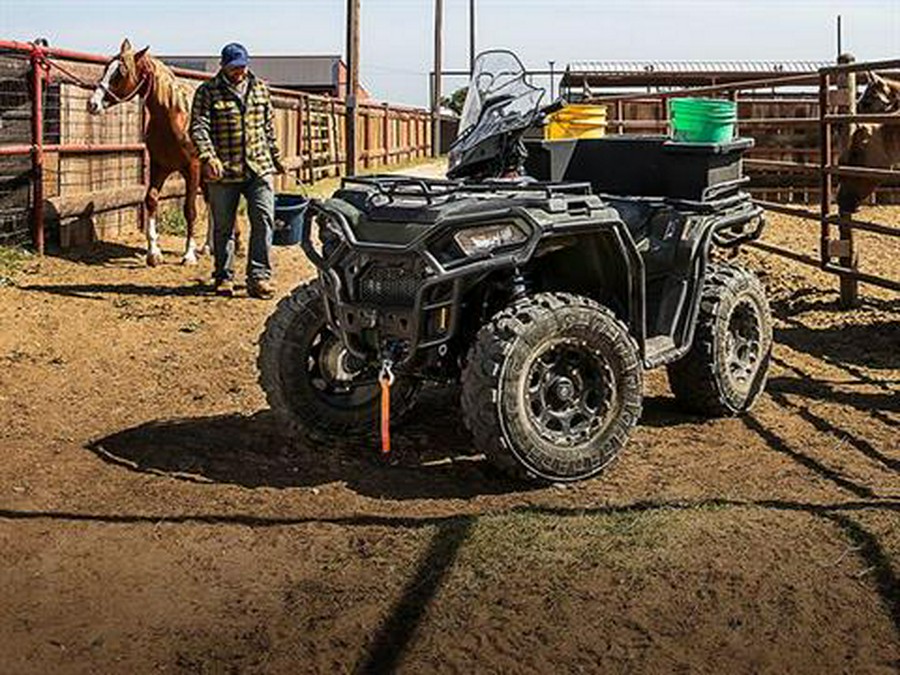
top-left (203, 157), bottom-right (224, 181)
top-left (273, 157), bottom-right (287, 175)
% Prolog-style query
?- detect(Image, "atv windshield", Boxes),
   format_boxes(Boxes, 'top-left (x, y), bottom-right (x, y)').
top-left (453, 50), bottom-right (544, 155)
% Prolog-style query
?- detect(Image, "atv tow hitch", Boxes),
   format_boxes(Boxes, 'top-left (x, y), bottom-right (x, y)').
top-left (378, 359), bottom-right (396, 457)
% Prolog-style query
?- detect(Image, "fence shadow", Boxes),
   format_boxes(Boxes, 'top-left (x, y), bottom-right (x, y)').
top-left (355, 517), bottom-right (475, 674)
top-left (770, 289), bottom-right (899, 371)
top-left (775, 321), bottom-right (900, 371)
top-left (21, 280), bottom-right (214, 300)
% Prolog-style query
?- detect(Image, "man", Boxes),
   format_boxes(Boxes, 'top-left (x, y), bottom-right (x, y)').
top-left (190, 42), bottom-right (285, 298)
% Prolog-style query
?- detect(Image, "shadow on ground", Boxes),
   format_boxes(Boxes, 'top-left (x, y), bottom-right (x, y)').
top-left (22, 280), bottom-right (214, 300)
top-left (770, 289), bottom-right (899, 371)
top-left (47, 240), bottom-right (148, 266)
top-left (87, 388), bottom-right (530, 500)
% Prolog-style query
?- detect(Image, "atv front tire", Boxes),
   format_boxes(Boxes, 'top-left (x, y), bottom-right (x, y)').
top-left (258, 282), bottom-right (418, 439)
top-left (461, 292), bottom-right (643, 483)
top-left (667, 263), bottom-right (772, 416)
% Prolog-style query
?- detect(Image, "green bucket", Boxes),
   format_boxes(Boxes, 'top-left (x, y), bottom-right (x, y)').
top-left (670, 97), bottom-right (737, 143)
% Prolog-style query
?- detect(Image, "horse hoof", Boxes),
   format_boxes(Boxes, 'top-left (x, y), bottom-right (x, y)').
top-left (146, 252), bottom-right (163, 267)
top-left (181, 252), bottom-right (199, 266)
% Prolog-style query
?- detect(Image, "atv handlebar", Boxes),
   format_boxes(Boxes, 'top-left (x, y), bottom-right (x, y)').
top-left (300, 199), bottom-right (348, 269)
top-left (540, 99), bottom-right (566, 117)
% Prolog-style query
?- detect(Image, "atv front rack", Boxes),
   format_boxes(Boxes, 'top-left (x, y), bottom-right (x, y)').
top-left (340, 174), bottom-right (594, 205)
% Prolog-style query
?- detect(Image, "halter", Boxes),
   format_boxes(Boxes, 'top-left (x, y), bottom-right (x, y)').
top-left (96, 57), bottom-right (151, 106)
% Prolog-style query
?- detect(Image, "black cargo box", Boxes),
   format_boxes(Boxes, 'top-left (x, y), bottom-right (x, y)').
top-left (524, 135), bottom-right (754, 201)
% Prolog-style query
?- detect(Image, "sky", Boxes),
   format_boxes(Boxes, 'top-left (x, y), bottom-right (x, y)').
top-left (2, 0), bottom-right (899, 107)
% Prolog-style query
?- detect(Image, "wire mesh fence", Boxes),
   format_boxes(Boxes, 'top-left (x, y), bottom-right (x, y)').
top-left (0, 52), bottom-right (32, 244)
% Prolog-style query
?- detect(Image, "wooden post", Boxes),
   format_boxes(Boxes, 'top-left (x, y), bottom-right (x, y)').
top-left (819, 72), bottom-right (832, 273)
top-left (383, 103), bottom-right (390, 166)
top-left (432, 0), bottom-right (443, 158)
top-left (345, 0), bottom-right (360, 176)
top-left (328, 98), bottom-right (337, 176)
top-left (304, 97), bottom-right (313, 183)
top-left (297, 97), bottom-right (305, 181)
top-left (363, 107), bottom-right (373, 169)
top-left (661, 95), bottom-right (669, 136)
top-left (836, 53), bottom-right (858, 307)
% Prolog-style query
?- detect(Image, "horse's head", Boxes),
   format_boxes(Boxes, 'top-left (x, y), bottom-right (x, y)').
top-left (857, 71), bottom-right (900, 114)
top-left (88, 39), bottom-right (150, 115)
top-left (837, 125), bottom-right (880, 214)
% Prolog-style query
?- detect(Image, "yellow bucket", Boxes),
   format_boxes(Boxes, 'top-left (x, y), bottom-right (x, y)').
top-left (545, 104), bottom-right (608, 140)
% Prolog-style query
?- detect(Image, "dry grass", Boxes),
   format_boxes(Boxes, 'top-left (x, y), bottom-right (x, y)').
top-left (0, 245), bottom-right (33, 285)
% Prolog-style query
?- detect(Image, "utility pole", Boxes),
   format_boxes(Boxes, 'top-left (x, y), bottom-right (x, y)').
top-left (469, 0), bottom-right (476, 74)
top-left (432, 0), bottom-right (443, 157)
top-left (836, 15), bottom-right (842, 59)
top-left (345, 0), bottom-right (360, 176)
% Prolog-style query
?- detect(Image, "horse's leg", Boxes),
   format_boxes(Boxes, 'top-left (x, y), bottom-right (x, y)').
top-left (145, 164), bottom-right (171, 267)
top-left (180, 164), bottom-right (201, 265)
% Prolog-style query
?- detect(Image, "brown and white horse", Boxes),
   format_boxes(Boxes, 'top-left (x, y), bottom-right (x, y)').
top-left (88, 39), bottom-right (209, 265)
top-left (836, 71), bottom-right (900, 214)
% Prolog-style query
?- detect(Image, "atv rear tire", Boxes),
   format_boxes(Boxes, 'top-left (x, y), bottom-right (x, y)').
top-left (667, 263), bottom-right (772, 416)
top-left (258, 282), bottom-right (418, 439)
top-left (461, 293), bottom-right (643, 483)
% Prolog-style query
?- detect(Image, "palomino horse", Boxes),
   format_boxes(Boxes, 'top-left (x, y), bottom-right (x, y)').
top-left (88, 39), bottom-right (209, 266)
top-left (836, 71), bottom-right (900, 214)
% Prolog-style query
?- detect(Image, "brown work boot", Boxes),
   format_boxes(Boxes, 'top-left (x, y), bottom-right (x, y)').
top-left (247, 278), bottom-right (275, 299)
top-left (214, 278), bottom-right (235, 297)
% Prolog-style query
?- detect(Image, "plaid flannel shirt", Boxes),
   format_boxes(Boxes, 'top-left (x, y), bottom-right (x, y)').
top-left (190, 71), bottom-right (281, 182)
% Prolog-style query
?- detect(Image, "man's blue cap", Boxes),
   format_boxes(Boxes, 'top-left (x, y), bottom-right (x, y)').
top-left (220, 43), bottom-right (249, 68)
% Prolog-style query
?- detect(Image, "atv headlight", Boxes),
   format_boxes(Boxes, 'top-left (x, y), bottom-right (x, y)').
top-left (453, 222), bottom-right (527, 256)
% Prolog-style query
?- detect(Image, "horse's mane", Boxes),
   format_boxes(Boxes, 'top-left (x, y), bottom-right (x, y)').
top-left (141, 54), bottom-right (191, 113)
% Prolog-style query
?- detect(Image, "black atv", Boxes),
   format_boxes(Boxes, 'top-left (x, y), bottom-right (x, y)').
top-left (258, 51), bottom-right (772, 483)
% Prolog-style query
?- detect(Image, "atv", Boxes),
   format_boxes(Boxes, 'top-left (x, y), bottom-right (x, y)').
top-left (257, 50), bottom-right (772, 483)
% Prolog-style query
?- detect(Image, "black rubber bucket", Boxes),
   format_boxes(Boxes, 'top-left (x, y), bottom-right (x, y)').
top-left (272, 194), bottom-right (309, 246)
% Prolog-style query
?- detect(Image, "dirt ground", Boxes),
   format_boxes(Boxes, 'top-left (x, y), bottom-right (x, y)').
top-left (0, 183), bottom-right (897, 673)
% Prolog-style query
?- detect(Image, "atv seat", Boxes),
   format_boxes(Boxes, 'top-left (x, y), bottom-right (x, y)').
top-left (601, 196), bottom-right (655, 243)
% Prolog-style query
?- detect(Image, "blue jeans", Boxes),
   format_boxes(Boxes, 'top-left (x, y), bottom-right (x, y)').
top-left (207, 174), bottom-right (274, 282)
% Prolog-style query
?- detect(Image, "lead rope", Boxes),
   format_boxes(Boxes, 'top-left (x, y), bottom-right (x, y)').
top-left (378, 360), bottom-right (395, 456)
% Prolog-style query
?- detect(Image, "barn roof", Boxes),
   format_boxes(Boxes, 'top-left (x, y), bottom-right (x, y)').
top-left (161, 54), bottom-right (343, 89)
